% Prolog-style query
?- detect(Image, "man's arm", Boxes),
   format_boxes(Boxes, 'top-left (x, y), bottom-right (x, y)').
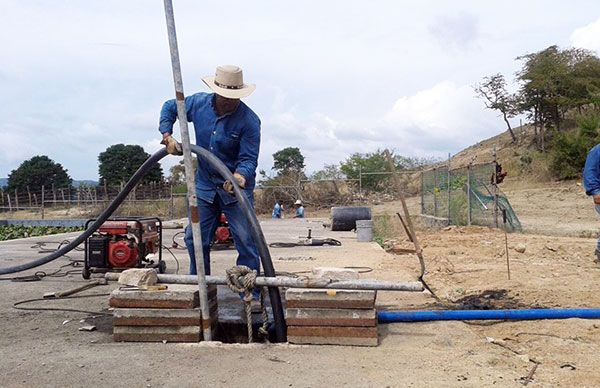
top-left (158, 94), bottom-right (198, 137)
top-left (235, 116), bottom-right (261, 182)
top-left (584, 145), bottom-right (600, 197)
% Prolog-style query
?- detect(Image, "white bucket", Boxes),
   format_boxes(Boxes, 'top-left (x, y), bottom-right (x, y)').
top-left (356, 219), bottom-right (373, 242)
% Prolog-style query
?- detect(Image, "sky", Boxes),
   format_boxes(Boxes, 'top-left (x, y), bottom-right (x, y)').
top-left (1, 0), bottom-right (600, 180)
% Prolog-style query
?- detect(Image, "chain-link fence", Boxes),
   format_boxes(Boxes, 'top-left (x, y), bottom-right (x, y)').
top-left (421, 163), bottom-right (522, 231)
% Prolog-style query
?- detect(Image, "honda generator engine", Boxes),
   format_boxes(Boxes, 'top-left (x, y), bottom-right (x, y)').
top-left (83, 217), bottom-right (164, 279)
top-left (212, 212), bottom-right (234, 248)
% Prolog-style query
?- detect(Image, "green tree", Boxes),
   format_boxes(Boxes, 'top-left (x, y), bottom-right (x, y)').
top-left (98, 144), bottom-right (163, 186)
top-left (311, 164), bottom-right (345, 180)
top-left (340, 150), bottom-right (432, 191)
top-left (7, 155), bottom-right (72, 192)
top-left (474, 74), bottom-right (519, 142)
top-left (272, 147), bottom-right (305, 176)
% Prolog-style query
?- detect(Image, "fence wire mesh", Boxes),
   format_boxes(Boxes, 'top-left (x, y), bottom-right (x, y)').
top-left (421, 163), bottom-right (522, 231)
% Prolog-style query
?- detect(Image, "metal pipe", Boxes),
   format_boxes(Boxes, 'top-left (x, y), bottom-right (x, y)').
top-left (377, 308), bottom-right (600, 323)
top-left (105, 273), bottom-right (424, 291)
top-left (162, 0), bottom-right (211, 341)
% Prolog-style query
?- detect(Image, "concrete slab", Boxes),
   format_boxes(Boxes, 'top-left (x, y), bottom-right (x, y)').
top-left (113, 325), bottom-right (200, 342)
top-left (109, 284), bottom-right (202, 309)
top-left (286, 288), bottom-right (376, 309)
top-left (113, 308), bottom-right (218, 327)
top-left (285, 307), bottom-right (376, 327)
top-left (287, 326), bottom-right (378, 346)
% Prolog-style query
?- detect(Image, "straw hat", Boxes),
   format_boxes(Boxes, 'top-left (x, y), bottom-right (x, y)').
top-left (202, 65), bottom-right (256, 99)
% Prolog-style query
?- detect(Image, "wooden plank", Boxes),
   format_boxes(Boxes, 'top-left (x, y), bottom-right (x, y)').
top-left (113, 307), bottom-right (218, 327)
top-left (285, 288), bottom-right (376, 309)
top-left (288, 326), bottom-right (378, 346)
top-left (285, 308), bottom-right (376, 327)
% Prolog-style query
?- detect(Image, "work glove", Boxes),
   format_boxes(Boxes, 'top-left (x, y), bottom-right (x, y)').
top-left (223, 172), bottom-right (246, 194)
top-left (593, 194), bottom-right (600, 205)
top-left (160, 135), bottom-right (183, 156)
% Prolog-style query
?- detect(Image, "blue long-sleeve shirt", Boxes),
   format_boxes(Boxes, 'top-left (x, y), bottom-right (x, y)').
top-left (583, 144), bottom-right (600, 196)
top-left (159, 92), bottom-right (260, 204)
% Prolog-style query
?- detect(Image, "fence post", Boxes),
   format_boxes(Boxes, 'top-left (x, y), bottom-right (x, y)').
top-left (492, 147), bottom-right (499, 228)
top-left (169, 184), bottom-right (174, 220)
top-left (41, 185), bottom-right (45, 219)
top-left (7, 193), bottom-right (12, 213)
top-left (433, 168), bottom-right (438, 218)
top-left (420, 171), bottom-right (424, 215)
top-left (14, 189), bottom-right (19, 210)
top-left (103, 181), bottom-right (108, 202)
top-left (467, 164), bottom-right (472, 226)
top-left (27, 186), bottom-right (32, 207)
top-left (358, 165), bottom-right (362, 199)
top-left (447, 153), bottom-right (451, 221)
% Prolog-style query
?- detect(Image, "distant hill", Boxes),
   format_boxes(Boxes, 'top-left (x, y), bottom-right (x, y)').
top-left (0, 178), bottom-right (97, 189)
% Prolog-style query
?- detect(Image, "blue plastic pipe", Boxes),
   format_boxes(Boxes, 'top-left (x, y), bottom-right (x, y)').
top-left (378, 308), bottom-right (600, 323)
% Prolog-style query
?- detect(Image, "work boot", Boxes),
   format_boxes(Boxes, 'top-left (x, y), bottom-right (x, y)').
top-left (595, 249), bottom-right (600, 264)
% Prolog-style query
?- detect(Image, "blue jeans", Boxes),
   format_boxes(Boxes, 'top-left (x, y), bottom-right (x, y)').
top-left (184, 192), bottom-right (260, 276)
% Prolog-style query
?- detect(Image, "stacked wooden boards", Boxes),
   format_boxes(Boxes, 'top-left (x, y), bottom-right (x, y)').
top-left (110, 284), bottom-right (218, 342)
top-left (285, 288), bottom-right (378, 346)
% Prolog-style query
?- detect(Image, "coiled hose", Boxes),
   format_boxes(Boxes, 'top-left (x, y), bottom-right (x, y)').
top-left (0, 146), bottom-right (287, 342)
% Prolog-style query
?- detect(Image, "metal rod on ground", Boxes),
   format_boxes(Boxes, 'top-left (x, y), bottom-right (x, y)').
top-left (104, 273), bottom-right (424, 291)
top-left (384, 150), bottom-right (426, 279)
top-left (503, 208), bottom-right (510, 280)
top-left (162, 0), bottom-right (212, 341)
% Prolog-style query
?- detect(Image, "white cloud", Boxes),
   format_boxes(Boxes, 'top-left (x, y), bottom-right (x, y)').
top-left (429, 12), bottom-right (480, 51)
top-left (571, 17), bottom-right (600, 53)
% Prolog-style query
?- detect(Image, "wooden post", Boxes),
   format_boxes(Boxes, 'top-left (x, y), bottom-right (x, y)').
top-left (384, 149), bottom-right (426, 279)
top-left (103, 181), bottom-right (108, 202)
top-left (170, 183), bottom-right (174, 220)
top-left (14, 189), bottom-right (18, 210)
top-left (7, 193), bottom-right (12, 213)
top-left (467, 164), bottom-right (472, 226)
top-left (41, 185), bottom-right (45, 219)
top-left (447, 153), bottom-right (451, 221)
top-left (27, 186), bottom-right (32, 207)
top-left (433, 168), bottom-right (438, 218)
top-left (358, 165), bottom-right (362, 200)
top-left (492, 147), bottom-right (499, 228)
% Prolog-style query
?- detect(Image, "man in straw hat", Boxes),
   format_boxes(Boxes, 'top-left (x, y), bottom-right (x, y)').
top-left (158, 65), bottom-right (260, 277)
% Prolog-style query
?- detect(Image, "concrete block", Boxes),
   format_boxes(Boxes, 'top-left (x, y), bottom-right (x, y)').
top-left (287, 326), bottom-right (378, 346)
top-left (109, 284), bottom-right (200, 309)
top-left (113, 325), bottom-right (200, 342)
top-left (285, 288), bottom-right (376, 309)
top-left (118, 268), bottom-right (158, 287)
top-left (286, 308), bottom-right (376, 327)
top-left (113, 307), bottom-right (218, 327)
top-left (311, 267), bottom-right (359, 281)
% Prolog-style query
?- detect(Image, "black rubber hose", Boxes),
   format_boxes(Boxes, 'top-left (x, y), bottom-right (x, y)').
top-left (0, 149), bottom-right (168, 275)
top-left (190, 144), bottom-right (287, 342)
top-left (0, 146), bottom-right (287, 342)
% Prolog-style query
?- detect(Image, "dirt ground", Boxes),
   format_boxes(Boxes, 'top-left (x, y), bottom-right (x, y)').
top-left (1, 203), bottom-right (600, 387)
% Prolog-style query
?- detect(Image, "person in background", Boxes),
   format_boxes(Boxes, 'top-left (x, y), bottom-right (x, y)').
top-left (272, 200), bottom-right (282, 219)
top-left (294, 199), bottom-right (305, 218)
top-left (583, 144), bottom-right (600, 263)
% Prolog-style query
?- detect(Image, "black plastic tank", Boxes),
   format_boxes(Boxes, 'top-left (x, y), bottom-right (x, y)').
top-left (330, 206), bottom-right (372, 231)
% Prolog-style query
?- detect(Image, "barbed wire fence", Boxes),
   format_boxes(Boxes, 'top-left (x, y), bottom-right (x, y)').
top-left (0, 182), bottom-right (189, 220)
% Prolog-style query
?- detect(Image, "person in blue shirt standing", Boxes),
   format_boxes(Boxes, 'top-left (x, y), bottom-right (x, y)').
top-left (158, 65), bottom-right (260, 276)
top-left (294, 199), bottom-right (305, 218)
top-left (583, 144), bottom-right (600, 263)
top-left (272, 201), bottom-right (282, 219)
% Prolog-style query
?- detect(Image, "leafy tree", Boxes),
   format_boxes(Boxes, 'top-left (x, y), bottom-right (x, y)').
top-left (311, 164), bottom-right (345, 180)
top-left (340, 150), bottom-right (433, 191)
top-left (98, 144), bottom-right (163, 186)
top-left (272, 147), bottom-right (305, 175)
top-left (474, 74), bottom-right (519, 142)
top-left (550, 112), bottom-right (600, 179)
top-left (168, 158), bottom-right (198, 185)
top-left (7, 155), bottom-right (72, 192)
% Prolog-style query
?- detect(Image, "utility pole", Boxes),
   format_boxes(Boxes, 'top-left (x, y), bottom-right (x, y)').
top-left (163, 0), bottom-right (212, 341)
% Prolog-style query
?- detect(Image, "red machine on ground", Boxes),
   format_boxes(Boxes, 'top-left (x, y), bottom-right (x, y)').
top-left (83, 217), bottom-right (164, 279)
top-left (212, 213), bottom-right (234, 248)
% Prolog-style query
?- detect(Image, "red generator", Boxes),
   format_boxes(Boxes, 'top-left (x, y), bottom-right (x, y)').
top-left (83, 217), bottom-right (164, 279)
top-left (212, 213), bottom-right (234, 248)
